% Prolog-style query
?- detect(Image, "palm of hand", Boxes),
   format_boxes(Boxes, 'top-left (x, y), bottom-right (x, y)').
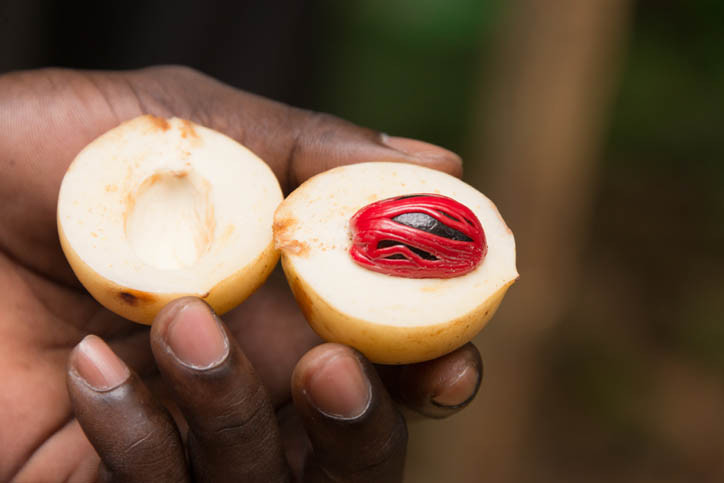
top-left (0, 69), bottom-right (318, 480)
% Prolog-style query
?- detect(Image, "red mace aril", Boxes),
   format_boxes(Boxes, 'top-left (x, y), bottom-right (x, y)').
top-left (349, 194), bottom-right (487, 278)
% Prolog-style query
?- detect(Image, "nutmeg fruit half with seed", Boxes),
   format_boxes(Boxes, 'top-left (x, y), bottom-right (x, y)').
top-left (57, 115), bottom-right (283, 324)
top-left (274, 162), bottom-right (518, 364)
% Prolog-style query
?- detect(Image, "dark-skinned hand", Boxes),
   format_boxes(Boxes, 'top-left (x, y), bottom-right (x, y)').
top-left (0, 66), bottom-right (483, 482)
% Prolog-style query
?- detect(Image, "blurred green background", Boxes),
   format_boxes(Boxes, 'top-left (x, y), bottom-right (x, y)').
top-left (305, 0), bottom-right (501, 150)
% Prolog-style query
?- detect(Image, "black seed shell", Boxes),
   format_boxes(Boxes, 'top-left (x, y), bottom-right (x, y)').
top-left (392, 212), bottom-right (473, 241)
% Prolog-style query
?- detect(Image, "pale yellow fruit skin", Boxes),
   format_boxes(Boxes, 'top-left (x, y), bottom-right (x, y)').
top-left (281, 253), bottom-right (515, 365)
top-left (59, 218), bottom-right (279, 324)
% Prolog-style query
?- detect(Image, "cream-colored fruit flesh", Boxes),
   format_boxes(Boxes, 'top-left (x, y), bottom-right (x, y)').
top-left (57, 115), bottom-right (283, 324)
top-left (274, 162), bottom-right (518, 364)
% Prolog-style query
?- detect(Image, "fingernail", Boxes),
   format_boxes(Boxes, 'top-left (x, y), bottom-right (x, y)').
top-left (165, 300), bottom-right (229, 369)
top-left (431, 366), bottom-right (481, 408)
top-left (71, 335), bottom-right (130, 391)
top-left (381, 134), bottom-right (461, 162)
top-left (307, 352), bottom-right (371, 419)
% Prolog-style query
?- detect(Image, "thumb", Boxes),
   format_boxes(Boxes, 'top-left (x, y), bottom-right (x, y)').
top-left (285, 115), bottom-right (464, 191)
top-left (124, 66), bottom-right (462, 192)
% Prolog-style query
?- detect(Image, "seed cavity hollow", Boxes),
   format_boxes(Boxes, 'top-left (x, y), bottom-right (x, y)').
top-left (125, 169), bottom-right (215, 270)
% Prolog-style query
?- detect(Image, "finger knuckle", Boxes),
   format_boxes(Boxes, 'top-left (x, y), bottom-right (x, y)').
top-left (341, 412), bottom-right (409, 476)
top-left (195, 385), bottom-right (275, 443)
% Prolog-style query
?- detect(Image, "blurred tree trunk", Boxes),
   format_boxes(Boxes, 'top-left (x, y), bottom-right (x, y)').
top-left (405, 1), bottom-right (631, 482)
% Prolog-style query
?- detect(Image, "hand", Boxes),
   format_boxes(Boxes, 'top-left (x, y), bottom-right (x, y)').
top-left (0, 66), bottom-right (481, 482)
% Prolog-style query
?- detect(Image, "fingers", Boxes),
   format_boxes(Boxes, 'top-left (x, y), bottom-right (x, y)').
top-left (68, 300), bottom-right (292, 483)
top-left (292, 344), bottom-right (407, 483)
top-left (378, 343), bottom-right (483, 419)
top-left (150, 297), bottom-right (289, 483)
top-left (67, 335), bottom-right (189, 483)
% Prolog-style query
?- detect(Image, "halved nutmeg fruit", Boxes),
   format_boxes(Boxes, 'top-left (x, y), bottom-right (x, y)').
top-left (57, 115), bottom-right (283, 324)
top-left (274, 162), bottom-right (518, 364)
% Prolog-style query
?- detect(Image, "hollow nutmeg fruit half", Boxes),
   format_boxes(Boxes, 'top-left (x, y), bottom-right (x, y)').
top-left (274, 162), bottom-right (518, 364)
top-left (57, 115), bottom-right (283, 324)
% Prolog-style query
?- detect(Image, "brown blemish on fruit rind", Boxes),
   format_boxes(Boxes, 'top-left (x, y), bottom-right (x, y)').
top-left (119, 289), bottom-right (156, 306)
top-left (274, 217), bottom-right (309, 256)
top-left (180, 119), bottom-right (199, 139)
top-left (279, 240), bottom-right (309, 257)
top-left (148, 115), bottom-right (170, 131)
top-left (273, 217), bottom-right (297, 235)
